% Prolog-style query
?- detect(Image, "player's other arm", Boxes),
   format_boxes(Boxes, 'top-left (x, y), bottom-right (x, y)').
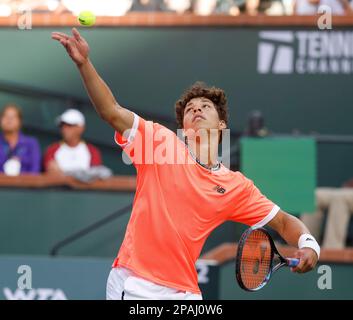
top-left (51, 28), bottom-right (133, 135)
top-left (267, 210), bottom-right (319, 273)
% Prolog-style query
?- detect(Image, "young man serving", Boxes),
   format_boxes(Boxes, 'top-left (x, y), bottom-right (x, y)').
top-left (52, 28), bottom-right (319, 300)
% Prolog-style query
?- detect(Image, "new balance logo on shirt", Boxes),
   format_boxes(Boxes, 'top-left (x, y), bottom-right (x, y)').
top-left (214, 185), bottom-right (226, 194)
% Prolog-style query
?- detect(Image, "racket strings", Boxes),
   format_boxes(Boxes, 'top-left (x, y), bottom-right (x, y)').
top-left (239, 230), bottom-right (272, 290)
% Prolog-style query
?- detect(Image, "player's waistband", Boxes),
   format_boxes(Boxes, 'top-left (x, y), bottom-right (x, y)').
top-left (111, 257), bottom-right (202, 295)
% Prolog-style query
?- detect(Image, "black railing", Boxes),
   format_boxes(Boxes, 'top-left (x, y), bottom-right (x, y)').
top-left (50, 203), bottom-right (132, 256)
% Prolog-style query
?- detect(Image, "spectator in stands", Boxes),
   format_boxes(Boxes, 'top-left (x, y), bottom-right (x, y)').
top-left (43, 109), bottom-right (102, 175)
top-left (222, 0), bottom-right (271, 16)
top-left (163, 0), bottom-right (192, 13)
top-left (294, 0), bottom-right (353, 15)
top-left (132, 0), bottom-right (162, 11)
top-left (301, 181), bottom-right (353, 248)
top-left (245, 0), bottom-right (261, 15)
top-left (244, 110), bottom-right (269, 137)
top-left (193, 0), bottom-right (217, 15)
top-left (0, 104), bottom-right (41, 176)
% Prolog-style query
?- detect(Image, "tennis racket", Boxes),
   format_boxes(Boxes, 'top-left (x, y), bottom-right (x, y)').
top-left (235, 227), bottom-right (299, 291)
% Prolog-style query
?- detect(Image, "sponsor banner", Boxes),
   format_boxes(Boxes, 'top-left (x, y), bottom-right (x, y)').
top-left (0, 256), bottom-right (219, 300)
top-left (258, 30), bottom-right (353, 74)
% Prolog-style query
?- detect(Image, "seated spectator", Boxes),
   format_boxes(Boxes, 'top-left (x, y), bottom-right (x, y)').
top-left (131, 0), bottom-right (162, 11)
top-left (293, 0), bottom-right (318, 14)
top-left (61, 0), bottom-right (133, 16)
top-left (43, 109), bottom-right (102, 175)
top-left (244, 110), bottom-right (269, 137)
top-left (294, 0), bottom-right (353, 15)
top-left (301, 182), bottom-right (353, 249)
top-left (0, 104), bottom-right (41, 176)
top-left (224, 0), bottom-right (271, 16)
top-left (163, 0), bottom-right (192, 13)
top-left (193, 0), bottom-right (217, 15)
top-left (245, 0), bottom-right (261, 15)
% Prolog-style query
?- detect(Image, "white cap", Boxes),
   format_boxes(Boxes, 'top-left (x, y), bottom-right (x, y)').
top-left (56, 109), bottom-right (85, 126)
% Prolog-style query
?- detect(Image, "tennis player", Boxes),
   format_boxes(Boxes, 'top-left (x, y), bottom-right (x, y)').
top-left (52, 28), bottom-right (320, 300)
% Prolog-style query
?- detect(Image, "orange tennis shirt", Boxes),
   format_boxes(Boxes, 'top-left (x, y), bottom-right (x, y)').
top-left (112, 114), bottom-right (280, 294)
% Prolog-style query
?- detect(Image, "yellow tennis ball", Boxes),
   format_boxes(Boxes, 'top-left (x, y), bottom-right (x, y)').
top-left (78, 11), bottom-right (96, 27)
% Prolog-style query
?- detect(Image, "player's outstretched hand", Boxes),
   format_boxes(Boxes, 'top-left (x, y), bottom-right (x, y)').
top-left (52, 28), bottom-right (89, 67)
top-left (291, 248), bottom-right (318, 273)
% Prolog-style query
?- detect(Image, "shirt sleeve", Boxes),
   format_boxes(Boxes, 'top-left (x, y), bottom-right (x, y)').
top-left (114, 112), bottom-right (141, 149)
top-left (87, 144), bottom-right (102, 167)
top-left (228, 173), bottom-right (280, 228)
top-left (114, 113), bottom-right (164, 167)
top-left (43, 143), bottom-right (60, 172)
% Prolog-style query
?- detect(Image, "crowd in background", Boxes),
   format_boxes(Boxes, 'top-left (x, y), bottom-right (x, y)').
top-left (0, 0), bottom-right (352, 17)
top-left (0, 103), bottom-right (108, 180)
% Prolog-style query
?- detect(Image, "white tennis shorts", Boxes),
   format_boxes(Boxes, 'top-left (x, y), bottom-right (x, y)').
top-left (106, 267), bottom-right (203, 300)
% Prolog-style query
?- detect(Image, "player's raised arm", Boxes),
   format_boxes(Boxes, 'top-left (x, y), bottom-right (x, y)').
top-left (51, 28), bottom-right (134, 135)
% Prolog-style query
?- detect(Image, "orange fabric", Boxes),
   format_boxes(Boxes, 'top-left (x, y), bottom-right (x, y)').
top-left (112, 115), bottom-right (278, 294)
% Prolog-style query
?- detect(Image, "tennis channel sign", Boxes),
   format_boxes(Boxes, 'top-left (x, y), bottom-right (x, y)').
top-left (257, 30), bottom-right (353, 74)
top-left (0, 256), bottom-right (220, 300)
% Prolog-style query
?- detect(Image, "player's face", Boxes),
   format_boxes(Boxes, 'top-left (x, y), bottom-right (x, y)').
top-left (60, 123), bottom-right (84, 143)
top-left (0, 107), bottom-right (21, 134)
top-left (182, 97), bottom-right (226, 135)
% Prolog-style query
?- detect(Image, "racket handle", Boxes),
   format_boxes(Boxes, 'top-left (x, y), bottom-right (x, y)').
top-left (286, 258), bottom-right (300, 267)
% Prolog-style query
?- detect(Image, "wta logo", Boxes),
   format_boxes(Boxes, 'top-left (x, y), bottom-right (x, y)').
top-left (257, 31), bottom-right (353, 74)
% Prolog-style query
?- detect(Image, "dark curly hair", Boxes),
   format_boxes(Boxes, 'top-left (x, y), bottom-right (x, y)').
top-left (175, 82), bottom-right (229, 130)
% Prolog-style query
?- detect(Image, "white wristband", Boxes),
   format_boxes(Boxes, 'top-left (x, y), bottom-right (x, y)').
top-left (298, 234), bottom-right (320, 259)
